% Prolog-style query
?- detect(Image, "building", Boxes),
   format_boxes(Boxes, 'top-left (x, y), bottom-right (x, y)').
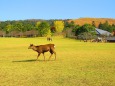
top-left (95, 28), bottom-right (111, 36)
top-left (95, 28), bottom-right (115, 42)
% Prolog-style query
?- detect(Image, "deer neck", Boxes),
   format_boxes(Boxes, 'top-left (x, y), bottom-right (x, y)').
top-left (32, 46), bottom-right (37, 51)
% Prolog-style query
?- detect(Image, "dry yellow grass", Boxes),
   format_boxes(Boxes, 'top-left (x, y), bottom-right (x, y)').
top-left (0, 37), bottom-right (115, 86)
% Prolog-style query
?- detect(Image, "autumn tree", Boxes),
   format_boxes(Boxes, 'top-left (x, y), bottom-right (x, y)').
top-left (92, 21), bottom-right (96, 27)
top-left (50, 26), bottom-right (56, 33)
top-left (54, 21), bottom-right (64, 33)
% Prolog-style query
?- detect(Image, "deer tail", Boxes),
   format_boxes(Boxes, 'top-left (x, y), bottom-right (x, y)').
top-left (54, 44), bottom-right (56, 48)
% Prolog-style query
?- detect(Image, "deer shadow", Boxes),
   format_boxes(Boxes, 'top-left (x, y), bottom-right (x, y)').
top-left (12, 59), bottom-right (36, 62)
top-left (12, 59), bottom-right (55, 63)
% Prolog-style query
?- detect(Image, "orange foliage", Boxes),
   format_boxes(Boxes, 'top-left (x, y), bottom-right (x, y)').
top-left (112, 31), bottom-right (115, 36)
top-left (68, 18), bottom-right (115, 27)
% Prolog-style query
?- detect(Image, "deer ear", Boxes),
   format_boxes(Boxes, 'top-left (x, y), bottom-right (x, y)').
top-left (30, 44), bottom-right (33, 46)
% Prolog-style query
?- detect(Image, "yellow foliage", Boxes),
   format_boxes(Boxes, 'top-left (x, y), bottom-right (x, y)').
top-left (54, 21), bottom-right (64, 32)
top-left (36, 21), bottom-right (41, 27)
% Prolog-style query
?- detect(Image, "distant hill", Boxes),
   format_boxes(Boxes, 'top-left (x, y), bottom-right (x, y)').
top-left (69, 18), bottom-right (115, 27)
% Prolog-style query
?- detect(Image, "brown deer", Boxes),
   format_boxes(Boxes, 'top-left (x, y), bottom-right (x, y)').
top-left (47, 37), bottom-right (52, 41)
top-left (28, 44), bottom-right (56, 61)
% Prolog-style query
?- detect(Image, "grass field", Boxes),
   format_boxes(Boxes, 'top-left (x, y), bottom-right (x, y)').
top-left (0, 37), bottom-right (115, 86)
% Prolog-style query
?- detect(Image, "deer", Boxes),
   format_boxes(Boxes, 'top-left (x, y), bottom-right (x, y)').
top-left (28, 44), bottom-right (56, 61)
top-left (47, 37), bottom-right (52, 41)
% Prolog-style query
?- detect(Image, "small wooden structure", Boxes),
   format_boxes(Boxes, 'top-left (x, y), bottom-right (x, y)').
top-left (106, 37), bottom-right (115, 42)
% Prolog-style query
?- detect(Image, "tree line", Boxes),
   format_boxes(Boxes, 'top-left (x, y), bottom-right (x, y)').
top-left (0, 19), bottom-right (65, 37)
top-left (0, 19), bottom-right (115, 37)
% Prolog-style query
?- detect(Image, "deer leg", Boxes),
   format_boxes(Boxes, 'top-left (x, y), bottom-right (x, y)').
top-left (37, 53), bottom-right (40, 61)
top-left (43, 53), bottom-right (45, 61)
top-left (53, 51), bottom-right (56, 60)
top-left (49, 49), bottom-right (56, 60)
top-left (52, 49), bottom-right (56, 60)
top-left (51, 50), bottom-right (56, 60)
top-left (49, 53), bottom-right (53, 60)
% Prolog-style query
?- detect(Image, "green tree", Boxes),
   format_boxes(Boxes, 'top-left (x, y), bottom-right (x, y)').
top-left (98, 21), bottom-right (113, 32)
top-left (24, 21), bottom-right (35, 31)
top-left (36, 21), bottom-right (51, 36)
top-left (112, 24), bottom-right (115, 31)
top-left (13, 22), bottom-right (24, 32)
top-left (5, 24), bottom-right (13, 34)
top-left (102, 21), bottom-right (109, 31)
top-left (72, 25), bottom-right (80, 33)
top-left (98, 22), bottom-right (103, 29)
top-left (76, 24), bottom-right (96, 35)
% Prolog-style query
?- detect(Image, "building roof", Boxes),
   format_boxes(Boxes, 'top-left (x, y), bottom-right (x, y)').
top-left (95, 28), bottom-right (111, 36)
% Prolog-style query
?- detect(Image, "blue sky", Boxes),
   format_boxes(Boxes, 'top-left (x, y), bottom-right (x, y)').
top-left (0, 0), bottom-right (115, 21)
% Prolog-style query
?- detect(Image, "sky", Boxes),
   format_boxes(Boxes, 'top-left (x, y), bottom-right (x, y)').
top-left (0, 0), bottom-right (115, 21)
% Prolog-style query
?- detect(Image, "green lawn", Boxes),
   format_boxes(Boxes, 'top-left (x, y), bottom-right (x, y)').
top-left (0, 37), bottom-right (115, 86)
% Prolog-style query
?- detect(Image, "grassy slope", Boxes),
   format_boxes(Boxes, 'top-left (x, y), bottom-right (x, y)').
top-left (69, 18), bottom-right (115, 27)
top-left (0, 37), bottom-right (115, 86)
